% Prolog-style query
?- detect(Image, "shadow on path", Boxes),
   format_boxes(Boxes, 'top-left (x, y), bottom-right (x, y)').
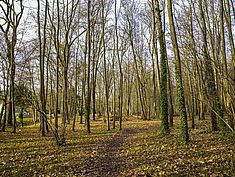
top-left (73, 127), bottom-right (149, 177)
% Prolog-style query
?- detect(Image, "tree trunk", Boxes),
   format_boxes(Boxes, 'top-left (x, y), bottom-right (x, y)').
top-left (199, 0), bottom-right (220, 131)
top-left (155, 0), bottom-right (169, 134)
top-left (19, 107), bottom-right (24, 127)
top-left (2, 100), bottom-right (7, 132)
top-left (85, 0), bottom-right (92, 133)
top-left (167, 0), bottom-right (189, 142)
top-left (167, 62), bottom-right (174, 128)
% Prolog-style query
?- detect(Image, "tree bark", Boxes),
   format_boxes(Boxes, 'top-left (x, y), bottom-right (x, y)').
top-left (155, 0), bottom-right (169, 134)
top-left (167, 0), bottom-right (189, 142)
top-left (85, 0), bottom-right (92, 133)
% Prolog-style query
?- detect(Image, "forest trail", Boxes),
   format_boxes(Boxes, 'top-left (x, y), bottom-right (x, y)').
top-left (75, 126), bottom-right (151, 177)
top-left (1, 119), bottom-right (235, 176)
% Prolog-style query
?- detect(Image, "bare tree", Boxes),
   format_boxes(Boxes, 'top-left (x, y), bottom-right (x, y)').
top-left (0, 0), bottom-right (24, 133)
top-left (154, 0), bottom-right (169, 134)
top-left (167, 0), bottom-right (189, 142)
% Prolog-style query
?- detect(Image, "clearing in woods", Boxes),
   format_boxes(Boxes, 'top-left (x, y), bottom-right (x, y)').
top-left (0, 117), bottom-right (235, 176)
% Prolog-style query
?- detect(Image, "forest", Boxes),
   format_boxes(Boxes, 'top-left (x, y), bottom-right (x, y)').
top-left (0, 0), bottom-right (235, 176)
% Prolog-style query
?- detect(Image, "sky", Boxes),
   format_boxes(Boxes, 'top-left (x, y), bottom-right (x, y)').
top-left (1, 0), bottom-right (150, 22)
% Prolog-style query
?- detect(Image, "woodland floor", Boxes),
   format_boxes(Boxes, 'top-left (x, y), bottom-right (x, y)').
top-left (0, 117), bottom-right (235, 177)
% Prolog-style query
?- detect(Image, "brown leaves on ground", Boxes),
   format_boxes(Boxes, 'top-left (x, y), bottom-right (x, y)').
top-left (0, 117), bottom-right (234, 176)
top-left (120, 118), bottom-right (235, 177)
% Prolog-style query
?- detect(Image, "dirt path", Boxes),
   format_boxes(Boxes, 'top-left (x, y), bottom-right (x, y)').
top-left (73, 127), bottom-right (149, 177)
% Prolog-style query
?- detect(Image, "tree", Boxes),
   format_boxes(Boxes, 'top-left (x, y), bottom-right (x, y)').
top-left (0, 55), bottom-right (8, 132)
top-left (167, 0), bottom-right (189, 142)
top-left (37, 0), bottom-right (47, 136)
top-left (198, 0), bottom-right (221, 131)
top-left (224, 0), bottom-right (235, 130)
top-left (101, 0), bottom-right (110, 130)
top-left (86, 0), bottom-right (92, 133)
top-left (14, 83), bottom-right (32, 127)
top-left (150, 0), bottom-right (161, 120)
top-left (155, 0), bottom-right (169, 134)
top-left (0, 0), bottom-right (24, 133)
top-left (115, 0), bottom-right (124, 130)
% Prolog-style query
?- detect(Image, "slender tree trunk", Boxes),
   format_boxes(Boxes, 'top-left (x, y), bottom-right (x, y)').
top-left (54, 0), bottom-right (60, 135)
top-left (91, 31), bottom-right (96, 122)
top-left (112, 38), bottom-right (116, 129)
top-left (101, 0), bottom-right (110, 130)
top-left (155, 0), bottom-right (169, 134)
top-left (167, 62), bottom-right (174, 127)
top-left (37, 0), bottom-right (45, 136)
top-left (1, 75), bottom-right (8, 132)
top-left (219, 0), bottom-right (229, 115)
top-left (72, 46), bottom-right (79, 132)
top-left (2, 100), bottom-right (7, 132)
top-left (19, 107), bottom-right (24, 127)
top-left (80, 79), bottom-right (85, 124)
top-left (7, 98), bottom-right (12, 126)
top-left (115, 0), bottom-right (123, 130)
top-left (167, 0), bottom-right (189, 142)
top-left (0, 103), bottom-right (4, 127)
top-left (151, 0), bottom-right (160, 119)
top-left (11, 60), bottom-right (16, 133)
top-left (199, 0), bottom-right (221, 131)
top-left (224, 0), bottom-right (235, 130)
top-left (85, 0), bottom-right (92, 133)
top-left (80, 33), bottom-right (88, 125)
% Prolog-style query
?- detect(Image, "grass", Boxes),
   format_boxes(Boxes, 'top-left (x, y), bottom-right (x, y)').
top-left (16, 117), bottom-right (33, 123)
top-left (0, 116), bottom-right (234, 176)
top-left (0, 118), bottom-right (119, 176)
top-left (120, 118), bottom-right (235, 176)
